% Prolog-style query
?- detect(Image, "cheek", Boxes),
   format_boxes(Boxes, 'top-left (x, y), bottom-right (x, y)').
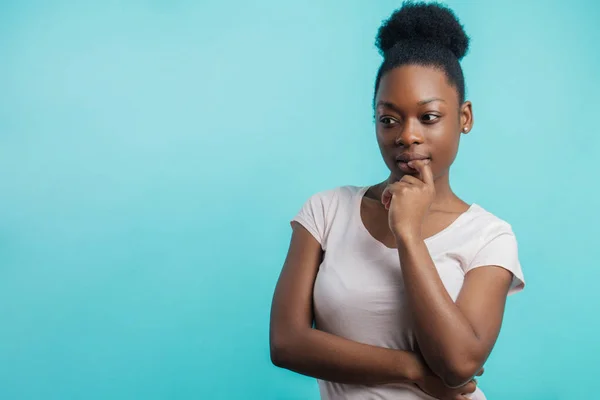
top-left (431, 132), bottom-right (461, 167)
top-left (375, 129), bottom-right (390, 150)
top-left (376, 127), bottom-right (398, 147)
top-left (375, 130), bottom-right (399, 169)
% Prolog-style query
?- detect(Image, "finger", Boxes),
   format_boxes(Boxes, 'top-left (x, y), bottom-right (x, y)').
top-left (476, 368), bottom-right (484, 376)
top-left (399, 175), bottom-right (422, 185)
top-left (381, 186), bottom-right (392, 209)
top-left (462, 381), bottom-right (477, 394)
top-left (408, 159), bottom-right (434, 185)
top-left (407, 159), bottom-right (433, 185)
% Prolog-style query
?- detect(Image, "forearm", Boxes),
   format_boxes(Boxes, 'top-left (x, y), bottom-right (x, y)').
top-left (396, 235), bottom-right (482, 384)
top-left (271, 327), bottom-right (424, 385)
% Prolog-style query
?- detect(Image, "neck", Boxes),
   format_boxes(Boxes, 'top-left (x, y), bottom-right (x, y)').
top-left (429, 172), bottom-right (459, 210)
top-left (373, 171), bottom-right (459, 210)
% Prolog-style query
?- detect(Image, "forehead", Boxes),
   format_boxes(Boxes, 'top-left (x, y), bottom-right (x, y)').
top-left (376, 65), bottom-right (458, 106)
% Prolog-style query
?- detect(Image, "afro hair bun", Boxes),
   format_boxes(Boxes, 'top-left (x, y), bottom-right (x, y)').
top-left (376, 1), bottom-right (470, 60)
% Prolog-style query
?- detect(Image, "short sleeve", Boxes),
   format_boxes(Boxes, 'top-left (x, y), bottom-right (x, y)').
top-left (290, 190), bottom-right (334, 249)
top-left (466, 224), bottom-right (525, 295)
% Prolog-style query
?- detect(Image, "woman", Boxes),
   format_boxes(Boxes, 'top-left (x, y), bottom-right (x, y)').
top-left (269, 2), bottom-right (525, 399)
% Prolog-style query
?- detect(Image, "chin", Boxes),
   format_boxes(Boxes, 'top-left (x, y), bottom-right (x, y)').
top-left (389, 170), bottom-right (408, 183)
top-left (391, 168), bottom-right (417, 179)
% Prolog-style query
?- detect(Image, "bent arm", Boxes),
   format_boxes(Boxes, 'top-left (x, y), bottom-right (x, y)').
top-left (270, 223), bottom-right (425, 385)
top-left (396, 234), bottom-right (513, 387)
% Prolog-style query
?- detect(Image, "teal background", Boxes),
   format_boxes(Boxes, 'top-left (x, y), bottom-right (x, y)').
top-left (1, 1), bottom-right (598, 399)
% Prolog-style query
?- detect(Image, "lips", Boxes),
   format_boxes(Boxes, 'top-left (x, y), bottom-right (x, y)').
top-left (395, 153), bottom-right (430, 163)
top-left (395, 153), bottom-right (430, 173)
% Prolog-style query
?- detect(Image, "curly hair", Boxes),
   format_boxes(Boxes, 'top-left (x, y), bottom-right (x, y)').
top-left (374, 1), bottom-right (471, 105)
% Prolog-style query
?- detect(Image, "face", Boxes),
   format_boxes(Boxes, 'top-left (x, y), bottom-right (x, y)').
top-left (374, 64), bottom-right (473, 183)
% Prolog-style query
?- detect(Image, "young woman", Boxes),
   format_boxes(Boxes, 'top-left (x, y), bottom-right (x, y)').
top-left (269, 2), bottom-right (525, 399)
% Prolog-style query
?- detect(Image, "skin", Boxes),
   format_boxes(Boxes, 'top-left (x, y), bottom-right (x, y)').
top-left (270, 64), bottom-right (512, 399)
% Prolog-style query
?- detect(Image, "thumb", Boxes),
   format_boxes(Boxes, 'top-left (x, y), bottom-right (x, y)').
top-left (381, 185), bottom-right (392, 210)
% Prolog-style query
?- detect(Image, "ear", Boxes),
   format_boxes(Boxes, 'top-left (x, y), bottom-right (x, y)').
top-left (460, 101), bottom-right (473, 134)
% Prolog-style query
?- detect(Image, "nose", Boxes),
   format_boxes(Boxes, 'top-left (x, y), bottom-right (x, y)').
top-left (394, 121), bottom-right (424, 146)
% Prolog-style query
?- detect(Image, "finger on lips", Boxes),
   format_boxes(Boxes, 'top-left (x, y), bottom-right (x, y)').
top-left (407, 159), bottom-right (433, 185)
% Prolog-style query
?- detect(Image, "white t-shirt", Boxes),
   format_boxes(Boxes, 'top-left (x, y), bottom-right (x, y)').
top-left (291, 185), bottom-right (525, 400)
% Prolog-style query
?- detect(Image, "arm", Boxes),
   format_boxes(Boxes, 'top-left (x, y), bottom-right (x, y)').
top-left (269, 222), bottom-right (423, 385)
top-left (382, 160), bottom-right (514, 387)
top-left (396, 235), bottom-right (512, 387)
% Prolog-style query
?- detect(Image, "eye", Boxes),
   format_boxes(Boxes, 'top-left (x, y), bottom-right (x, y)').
top-left (421, 114), bottom-right (440, 123)
top-left (379, 116), bottom-right (399, 126)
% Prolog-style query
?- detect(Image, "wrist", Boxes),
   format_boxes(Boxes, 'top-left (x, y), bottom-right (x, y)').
top-left (394, 229), bottom-right (423, 247)
top-left (394, 351), bottom-right (426, 384)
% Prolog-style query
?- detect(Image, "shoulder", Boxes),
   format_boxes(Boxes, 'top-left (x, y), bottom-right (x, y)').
top-left (467, 204), bottom-right (516, 238)
top-left (463, 204), bottom-right (525, 293)
top-left (291, 185), bottom-right (365, 249)
top-left (300, 185), bottom-right (364, 210)
top-left (309, 184), bottom-right (364, 198)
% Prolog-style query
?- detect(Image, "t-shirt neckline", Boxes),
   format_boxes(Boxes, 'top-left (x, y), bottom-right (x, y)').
top-left (355, 185), bottom-right (478, 250)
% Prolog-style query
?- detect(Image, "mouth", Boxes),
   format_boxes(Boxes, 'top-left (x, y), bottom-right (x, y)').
top-left (395, 153), bottom-right (430, 163)
top-left (395, 154), bottom-right (430, 173)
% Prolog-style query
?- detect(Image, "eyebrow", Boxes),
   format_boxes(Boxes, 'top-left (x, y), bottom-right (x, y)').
top-left (376, 98), bottom-right (446, 112)
top-left (418, 98), bottom-right (446, 105)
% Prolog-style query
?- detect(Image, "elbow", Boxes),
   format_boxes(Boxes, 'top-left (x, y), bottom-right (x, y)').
top-left (269, 340), bottom-right (288, 368)
top-left (438, 358), bottom-right (482, 388)
top-left (442, 370), bottom-right (477, 389)
top-left (269, 330), bottom-right (297, 369)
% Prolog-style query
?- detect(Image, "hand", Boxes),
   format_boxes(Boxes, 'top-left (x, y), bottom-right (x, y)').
top-left (415, 368), bottom-right (484, 400)
top-left (381, 159), bottom-right (435, 239)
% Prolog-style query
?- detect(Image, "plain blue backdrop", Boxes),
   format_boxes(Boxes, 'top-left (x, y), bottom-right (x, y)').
top-left (1, 0), bottom-right (599, 399)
